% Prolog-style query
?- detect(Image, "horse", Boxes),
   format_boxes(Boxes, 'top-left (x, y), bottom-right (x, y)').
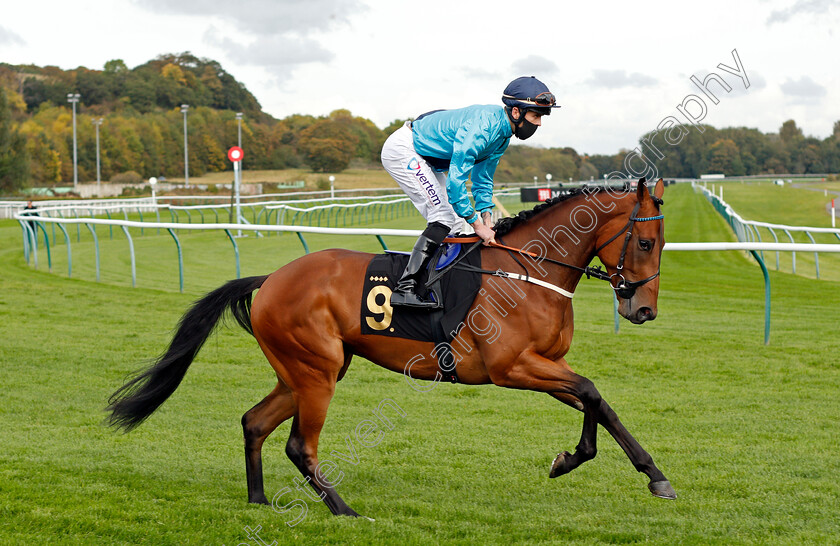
top-left (107, 177), bottom-right (673, 518)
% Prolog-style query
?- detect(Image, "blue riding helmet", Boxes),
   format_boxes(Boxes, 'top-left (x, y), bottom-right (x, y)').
top-left (502, 76), bottom-right (561, 116)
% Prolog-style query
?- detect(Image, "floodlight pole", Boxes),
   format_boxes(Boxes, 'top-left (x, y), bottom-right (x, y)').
top-left (93, 118), bottom-right (104, 191)
top-left (67, 93), bottom-right (80, 189)
top-left (235, 112), bottom-right (244, 172)
top-left (181, 104), bottom-right (190, 185)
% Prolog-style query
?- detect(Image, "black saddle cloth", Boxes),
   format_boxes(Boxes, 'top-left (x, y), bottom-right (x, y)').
top-left (360, 243), bottom-right (481, 342)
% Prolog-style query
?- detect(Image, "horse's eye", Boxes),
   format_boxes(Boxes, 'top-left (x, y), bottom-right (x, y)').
top-left (639, 239), bottom-right (653, 252)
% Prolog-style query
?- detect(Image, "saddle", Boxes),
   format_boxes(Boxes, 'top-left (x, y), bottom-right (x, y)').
top-left (359, 240), bottom-right (483, 381)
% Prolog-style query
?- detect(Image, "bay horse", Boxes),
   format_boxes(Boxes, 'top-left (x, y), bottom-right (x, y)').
top-left (107, 178), bottom-right (673, 518)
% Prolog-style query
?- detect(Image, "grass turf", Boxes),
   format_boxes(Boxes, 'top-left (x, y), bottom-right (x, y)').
top-left (1, 183), bottom-right (838, 545)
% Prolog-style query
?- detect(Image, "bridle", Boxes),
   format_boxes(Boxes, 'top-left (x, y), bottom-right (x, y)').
top-left (469, 197), bottom-right (664, 300)
top-left (441, 195), bottom-right (664, 300)
top-left (590, 198), bottom-right (664, 299)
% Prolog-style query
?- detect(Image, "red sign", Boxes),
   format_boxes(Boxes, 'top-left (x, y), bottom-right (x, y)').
top-left (537, 188), bottom-right (551, 201)
top-left (228, 146), bottom-right (244, 162)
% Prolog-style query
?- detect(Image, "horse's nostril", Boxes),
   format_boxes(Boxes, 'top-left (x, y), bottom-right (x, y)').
top-left (637, 307), bottom-right (655, 322)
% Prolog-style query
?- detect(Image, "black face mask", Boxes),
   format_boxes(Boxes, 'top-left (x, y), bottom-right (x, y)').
top-left (514, 116), bottom-right (538, 140)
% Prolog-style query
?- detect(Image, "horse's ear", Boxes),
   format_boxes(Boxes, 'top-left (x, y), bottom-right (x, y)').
top-left (635, 177), bottom-right (647, 202)
top-left (654, 178), bottom-right (665, 200)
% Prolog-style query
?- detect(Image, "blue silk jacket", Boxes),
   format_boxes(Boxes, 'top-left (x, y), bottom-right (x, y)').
top-left (411, 105), bottom-right (512, 221)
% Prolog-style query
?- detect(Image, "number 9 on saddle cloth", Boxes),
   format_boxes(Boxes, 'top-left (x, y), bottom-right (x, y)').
top-left (359, 240), bottom-right (482, 347)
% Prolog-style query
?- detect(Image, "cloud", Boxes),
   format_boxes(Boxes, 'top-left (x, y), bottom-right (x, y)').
top-left (461, 67), bottom-right (502, 80)
top-left (0, 25), bottom-right (25, 46)
top-left (780, 75), bottom-right (827, 98)
top-left (691, 70), bottom-right (767, 97)
top-left (511, 55), bottom-right (558, 76)
top-left (132, 0), bottom-right (365, 36)
top-left (134, 0), bottom-right (365, 85)
top-left (586, 69), bottom-right (657, 89)
top-left (767, 0), bottom-right (835, 25)
top-left (203, 28), bottom-right (333, 68)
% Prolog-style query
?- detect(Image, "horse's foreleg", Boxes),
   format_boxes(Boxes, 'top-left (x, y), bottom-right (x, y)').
top-left (595, 398), bottom-right (675, 498)
top-left (285, 382), bottom-right (363, 519)
top-left (242, 381), bottom-right (297, 504)
top-left (550, 392), bottom-right (676, 499)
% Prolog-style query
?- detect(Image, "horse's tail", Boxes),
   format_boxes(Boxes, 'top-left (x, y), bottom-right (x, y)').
top-left (106, 274), bottom-right (270, 432)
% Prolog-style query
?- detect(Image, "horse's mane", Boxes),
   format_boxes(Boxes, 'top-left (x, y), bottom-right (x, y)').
top-left (493, 185), bottom-right (613, 237)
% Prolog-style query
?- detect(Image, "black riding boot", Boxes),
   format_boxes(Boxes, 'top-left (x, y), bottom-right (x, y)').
top-left (390, 222), bottom-right (449, 309)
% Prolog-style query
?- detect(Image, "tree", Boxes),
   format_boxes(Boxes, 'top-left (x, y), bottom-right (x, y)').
top-left (579, 160), bottom-right (598, 181)
top-left (779, 119), bottom-right (803, 144)
top-left (383, 118), bottom-right (408, 136)
top-left (103, 59), bottom-right (128, 74)
top-left (328, 109), bottom-right (385, 163)
top-left (76, 68), bottom-right (112, 106)
top-left (124, 74), bottom-right (155, 111)
top-left (22, 77), bottom-right (69, 112)
top-left (299, 138), bottom-right (353, 172)
top-left (298, 118), bottom-right (358, 172)
top-left (706, 138), bottom-right (745, 175)
top-left (540, 150), bottom-right (578, 181)
top-left (0, 87), bottom-right (30, 191)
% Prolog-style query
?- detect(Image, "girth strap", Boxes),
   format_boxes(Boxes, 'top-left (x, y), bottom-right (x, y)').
top-left (496, 272), bottom-right (574, 298)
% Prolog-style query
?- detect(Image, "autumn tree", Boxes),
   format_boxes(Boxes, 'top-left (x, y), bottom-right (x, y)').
top-left (383, 118), bottom-right (409, 136)
top-left (822, 121), bottom-right (840, 173)
top-left (779, 119), bottom-right (803, 144)
top-left (0, 87), bottom-right (30, 191)
top-left (706, 138), bottom-right (745, 175)
top-left (298, 118), bottom-right (358, 172)
top-left (328, 109), bottom-right (385, 162)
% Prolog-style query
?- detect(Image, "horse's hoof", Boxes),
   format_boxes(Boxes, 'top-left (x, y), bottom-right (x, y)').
top-left (648, 480), bottom-right (677, 499)
top-left (344, 509), bottom-right (374, 521)
top-left (549, 451), bottom-right (572, 478)
top-left (248, 496), bottom-right (270, 505)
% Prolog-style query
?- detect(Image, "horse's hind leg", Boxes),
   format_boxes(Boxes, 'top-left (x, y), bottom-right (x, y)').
top-left (242, 381), bottom-right (296, 504)
top-left (285, 380), bottom-right (362, 518)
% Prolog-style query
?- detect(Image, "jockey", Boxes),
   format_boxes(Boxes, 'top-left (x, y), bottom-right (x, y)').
top-left (381, 76), bottom-right (560, 308)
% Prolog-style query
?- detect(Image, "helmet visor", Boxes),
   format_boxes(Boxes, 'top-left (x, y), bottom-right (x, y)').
top-left (503, 91), bottom-right (557, 107)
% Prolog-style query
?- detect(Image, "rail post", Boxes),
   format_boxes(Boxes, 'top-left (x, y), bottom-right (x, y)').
top-left (166, 228), bottom-right (184, 293)
top-left (749, 250), bottom-right (771, 345)
top-left (56, 223), bottom-right (72, 277)
top-left (120, 225), bottom-right (137, 287)
top-left (84, 223), bottom-right (100, 282)
top-left (224, 229), bottom-right (241, 279)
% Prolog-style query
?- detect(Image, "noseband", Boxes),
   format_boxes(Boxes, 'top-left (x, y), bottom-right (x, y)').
top-left (591, 199), bottom-right (664, 299)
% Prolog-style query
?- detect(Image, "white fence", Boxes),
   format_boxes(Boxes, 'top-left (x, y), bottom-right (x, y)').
top-left (695, 183), bottom-right (840, 278)
top-left (15, 207), bottom-right (840, 346)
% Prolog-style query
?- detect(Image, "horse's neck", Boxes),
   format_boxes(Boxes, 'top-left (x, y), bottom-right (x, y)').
top-left (501, 193), bottom-right (628, 289)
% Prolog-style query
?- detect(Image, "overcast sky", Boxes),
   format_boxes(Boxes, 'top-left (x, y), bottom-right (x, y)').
top-left (1, 0), bottom-right (837, 155)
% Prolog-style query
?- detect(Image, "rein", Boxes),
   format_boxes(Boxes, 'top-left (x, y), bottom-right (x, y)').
top-left (443, 198), bottom-right (664, 299)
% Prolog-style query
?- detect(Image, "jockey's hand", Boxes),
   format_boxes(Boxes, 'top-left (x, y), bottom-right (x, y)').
top-left (473, 219), bottom-right (496, 246)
